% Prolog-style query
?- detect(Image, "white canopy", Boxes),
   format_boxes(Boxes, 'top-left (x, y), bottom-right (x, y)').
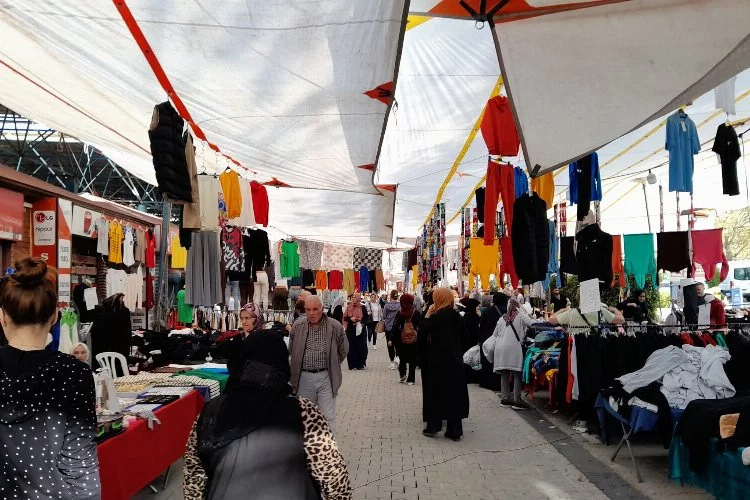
top-left (378, 0), bottom-right (750, 240)
top-left (0, 1), bottom-right (406, 245)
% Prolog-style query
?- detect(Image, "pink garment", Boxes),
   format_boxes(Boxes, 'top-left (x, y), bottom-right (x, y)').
top-left (691, 228), bottom-right (729, 282)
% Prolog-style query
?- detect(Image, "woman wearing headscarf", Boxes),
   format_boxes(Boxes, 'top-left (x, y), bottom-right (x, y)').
top-left (329, 295), bottom-right (345, 323)
top-left (478, 293), bottom-right (508, 390)
top-left (183, 332), bottom-right (352, 499)
top-left (391, 293), bottom-right (422, 384)
top-left (343, 293), bottom-right (369, 370)
top-left (492, 298), bottom-right (541, 410)
top-left (382, 290), bottom-right (402, 370)
top-left (214, 302), bottom-right (263, 361)
top-left (418, 287), bottom-right (470, 441)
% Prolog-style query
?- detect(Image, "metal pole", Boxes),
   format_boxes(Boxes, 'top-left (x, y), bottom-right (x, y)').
top-left (642, 183), bottom-right (652, 233)
top-left (154, 201), bottom-right (171, 331)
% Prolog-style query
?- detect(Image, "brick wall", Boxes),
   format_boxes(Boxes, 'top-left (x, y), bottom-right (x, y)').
top-left (10, 207), bottom-right (31, 265)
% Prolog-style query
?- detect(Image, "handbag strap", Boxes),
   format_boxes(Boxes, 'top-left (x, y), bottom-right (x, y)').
top-left (509, 321), bottom-right (521, 343)
top-left (576, 308), bottom-right (593, 327)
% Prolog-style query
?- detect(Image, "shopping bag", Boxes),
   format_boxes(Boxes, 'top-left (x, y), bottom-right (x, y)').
top-left (355, 322), bottom-right (363, 336)
top-left (375, 320), bottom-right (385, 333)
top-left (482, 334), bottom-right (497, 363)
top-left (463, 345), bottom-right (482, 370)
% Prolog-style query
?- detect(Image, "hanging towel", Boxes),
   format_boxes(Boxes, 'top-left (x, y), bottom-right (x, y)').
top-left (480, 95), bottom-right (520, 157)
top-left (691, 229), bottom-right (729, 282)
top-left (624, 233), bottom-right (657, 289)
top-left (656, 231), bottom-right (691, 273)
top-left (514, 167), bottom-right (529, 198)
top-left (611, 234), bottom-right (626, 288)
top-left (530, 172), bottom-right (555, 209)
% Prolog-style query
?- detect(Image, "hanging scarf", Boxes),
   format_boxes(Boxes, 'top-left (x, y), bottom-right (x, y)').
top-left (504, 298), bottom-right (521, 325)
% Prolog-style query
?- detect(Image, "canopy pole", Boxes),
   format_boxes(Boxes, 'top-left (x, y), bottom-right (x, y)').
top-left (154, 201), bottom-right (171, 331)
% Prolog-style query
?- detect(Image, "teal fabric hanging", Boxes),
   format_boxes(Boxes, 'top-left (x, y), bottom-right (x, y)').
top-left (624, 233), bottom-right (656, 289)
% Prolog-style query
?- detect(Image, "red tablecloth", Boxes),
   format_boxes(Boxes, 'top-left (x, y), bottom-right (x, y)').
top-left (98, 390), bottom-right (204, 500)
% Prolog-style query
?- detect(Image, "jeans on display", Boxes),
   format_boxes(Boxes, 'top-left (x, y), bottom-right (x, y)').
top-left (168, 272), bottom-right (184, 306)
top-left (367, 321), bottom-right (377, 346)
top-left (254, 271), bottom-right (270, 310)
top-left (225, 280), bottom-right (240, 310)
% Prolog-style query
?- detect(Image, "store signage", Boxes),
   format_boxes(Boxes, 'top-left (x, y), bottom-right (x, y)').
top-left (33, 210), bottom-right (55, 246)
top-left (0, 188), bottom-right (24, 241)
top-left (72, 205), bottom-right (102, 238)
top-left (31, 198), bottom-right (58, 276)
top-left (57, 199), bottom-right (73, 304)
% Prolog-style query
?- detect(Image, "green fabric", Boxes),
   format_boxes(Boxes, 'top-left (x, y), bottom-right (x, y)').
top-left (60, 311), bottom-right (78, 329)
top-left (177, 370), bottom-right (229, 392)
top-left (715, 333), bottom-right (727, 348)
top-left (624, 233), bottom-right (657, 289)
top-left (280, 240), bottom-right (300, 278)
top-left (670, 435), bottom-right (749, 498)
top-left (176, 290), bottom-right (193, 324)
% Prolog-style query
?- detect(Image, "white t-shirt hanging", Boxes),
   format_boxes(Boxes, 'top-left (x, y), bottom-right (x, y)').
top-left (96, 218), bottom-right (109, 255)
top-left (83, 287), bottom-right (99, 310)
top-left (229, 181), bottom-right (256, 227)
top-left (714, 77), bottom-right (736, 116)
top-left (198, 175), bottom-right (220, 230)
top-left (122, 227), bottom-right (135, 266)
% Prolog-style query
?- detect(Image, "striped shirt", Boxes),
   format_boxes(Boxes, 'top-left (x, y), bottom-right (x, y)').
top-left (302, 321), bottom-right (329, 371)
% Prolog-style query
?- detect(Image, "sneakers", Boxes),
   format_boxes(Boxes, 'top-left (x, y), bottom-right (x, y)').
top-left (407, 382), bottom-right (414, 386)
top-left (389, 362), bottom-right (397, 370)
top-left (400, 375), bottom-right (407, 383)
top-left (499, 399), bottom-right (514, 408)
top-left (511, 400), bottom-right (530, 411)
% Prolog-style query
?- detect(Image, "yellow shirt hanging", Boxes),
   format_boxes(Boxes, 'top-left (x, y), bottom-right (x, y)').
top-left (108, 220), bottom-right (124, 264)
top-left (171, 234), bottom-right (187, 269)
top-left (530, 172), bottom-right (555, 209)
top-left (469, 237), bottom-right (499, 290)
top-left (219, 170), bottom-right (242, 220)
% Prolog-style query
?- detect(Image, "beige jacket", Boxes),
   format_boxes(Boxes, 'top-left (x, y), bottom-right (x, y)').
top-left (289, 316), bottom-right (348, 397)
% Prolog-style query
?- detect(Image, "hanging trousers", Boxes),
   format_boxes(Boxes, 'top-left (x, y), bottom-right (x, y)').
top-left (484, 161), bottom-right (515, 246)
top-left (254, 271), bottom-right (270, 309)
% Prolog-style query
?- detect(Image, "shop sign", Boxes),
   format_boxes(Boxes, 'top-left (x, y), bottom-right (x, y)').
top-left (72, 205), bottom-right (102, 238)
top-left (57, 199), bottom-right (73, 304)
top-left (31, 198), bottom-right (58, 268)
top-left (0, 188), bottom-right (24, 241)
top-left (32, 210), bottom-right (55, 246)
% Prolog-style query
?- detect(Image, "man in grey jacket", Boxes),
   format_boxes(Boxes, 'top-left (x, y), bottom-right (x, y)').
top-left (289, 295), bottom-right (348, 432)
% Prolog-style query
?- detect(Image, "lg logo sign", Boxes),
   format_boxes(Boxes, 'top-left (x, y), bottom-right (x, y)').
top-left (32, 210), bottom-right (55, 246)
top-left (35, 212), bottom-right (52, 224)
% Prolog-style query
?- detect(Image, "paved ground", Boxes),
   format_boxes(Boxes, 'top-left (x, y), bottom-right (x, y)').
top-left (137, 338), bottom-right (710, 499)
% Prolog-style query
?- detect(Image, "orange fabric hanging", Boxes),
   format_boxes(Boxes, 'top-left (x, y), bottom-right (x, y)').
top-left (611, 234), bottom-right (626, 288)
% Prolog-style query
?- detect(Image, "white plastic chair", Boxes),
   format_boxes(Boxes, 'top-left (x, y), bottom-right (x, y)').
top-left (95, 352), bottom-right (129, 379)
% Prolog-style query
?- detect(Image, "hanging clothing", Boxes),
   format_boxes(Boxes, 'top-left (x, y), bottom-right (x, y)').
top-left (249, 180), bottom-right (269, 227)
top-left (198, 175), bottom-right (220, 230)
top-left (95, 217), bottom-right (109, 256)
top-left (149, 101), bottom-right (193, 203)
top-left (245, 229), bottom-right (271, 281)
top-left (320, 244), bottom-right (354, 270)
top-left (135, 228), bottom-right (146, 264)
top-left (576, 223), bottom-right (613, 286)
top-left (353, 248), bottom-right (383, 270)
top-left (358, 267), bottom-right (369, 293)
top-left (122, 226), bottom-right (135, 267)
top-left (475, 187), bottom-right (485, 224)
top-left (229, 181), bottom-right (256, 227)
top-left (221, 226), bottom-right (245, 273)
top-left (469, 237), bottom-right (499, 290)
top-left (328, 270), bottom-right (343, 291)
top-left (569, 153), bottom-right (602, 221)
top-left (343, 269), bottom-right (356, 295)
top-left (656, 231), bottom-right (691, 273)
top-left (280, 240), bottom-right (300, 278)
top-left (181, 134), bottom-right (201, 229)
top-left (691, 229), bottom-right (729, 282)
top-left (219, 171), bottom-right (243, 220)
top-left (353, 270), bottom-right (361, 292)
top-left (108, 220), bottom-right (124, 264)
top-left (712, 123), bottom-right (741, 196)
top-left (500, 237), bottom-right (519, 289)
top-left (611, 234), bottom-right (626, 288)
top-left (530, 172), bottom-right (555, 209)
top-left (511, 193), bottom-right (549, 285)
top-left (714, 77), bottom-right (737, 116)
top-left (171, 233), bottom-right (187, 269)
top-left (480, 95), bottom-right (520, 157)
top-left (315, 270), bottom-right (328, 290)
top-left (545, 220), bottom-right (559, 289)
top-left (514, 167), bottom-right (529, 198)
top-left (375, 269), bottom-right (384, 292)
top-left (624, 233), bottom-right (657, 289)
top-left (185, 231), bottom-right (223, 307)
top-left (666, 110), bottom-right (700, 193)
top-left (484, 161), bottom-right (515, 247)
top-left (559, 236), bottom-right (578, 276)
top-left (145, 229), bottom-right (156, 268)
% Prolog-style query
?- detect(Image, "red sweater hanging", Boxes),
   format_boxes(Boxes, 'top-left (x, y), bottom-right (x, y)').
top-left (481, 95), bottom-right (520, 157)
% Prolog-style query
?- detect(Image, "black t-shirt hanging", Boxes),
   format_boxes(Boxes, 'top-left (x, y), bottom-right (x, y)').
top-left (712, 123), bottom-right (741, 196)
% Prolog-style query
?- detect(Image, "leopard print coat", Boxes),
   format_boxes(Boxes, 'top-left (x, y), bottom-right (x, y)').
top-left (183, 396), bottom-right (352, 499)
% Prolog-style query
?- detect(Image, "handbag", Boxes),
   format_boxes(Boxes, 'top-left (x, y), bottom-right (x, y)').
top-left (355, 322), bottom-right (363, 336)
top-left (463, 345), bottom-right (482, 370)
top-left (375, 320), bottom-right (385, 334)
top-left (482, 333), bottom-right (497, 363)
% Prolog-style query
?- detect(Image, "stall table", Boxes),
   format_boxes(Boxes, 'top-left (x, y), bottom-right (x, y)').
top-left (97, 389), bottom-right (204, 499)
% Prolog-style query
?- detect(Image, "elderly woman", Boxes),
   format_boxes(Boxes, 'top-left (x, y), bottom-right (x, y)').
top-left (344, 293), bottom-right (369, 370)
top-left (419, 287), bottom-right (470, 441)
top-left (215, 303), bottom-right (263, 361)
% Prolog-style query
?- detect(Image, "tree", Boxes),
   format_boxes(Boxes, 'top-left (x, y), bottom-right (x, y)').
top-left (717, 207), bottom-right (750, 260)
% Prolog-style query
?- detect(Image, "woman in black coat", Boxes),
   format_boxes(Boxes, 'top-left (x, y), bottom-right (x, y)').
top-left (459, 297), bottom-right (481, 384)
top-left (419, 287), bottom-right (470, 441)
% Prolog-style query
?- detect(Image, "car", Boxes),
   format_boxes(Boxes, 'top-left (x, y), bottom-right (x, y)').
top-left (718, 260), bottom-right (750, 304)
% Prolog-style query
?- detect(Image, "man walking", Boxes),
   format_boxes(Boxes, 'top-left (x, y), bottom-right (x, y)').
top-left (289, 295), bottom-right (348, 432)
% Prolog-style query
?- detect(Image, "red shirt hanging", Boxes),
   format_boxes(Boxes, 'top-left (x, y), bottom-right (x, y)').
top-left (250, 181), bottom-right (269, 227)
top-left (481, 95), bottom-right (520, 157)
top-left (145, 229), bottom-right (156, 268)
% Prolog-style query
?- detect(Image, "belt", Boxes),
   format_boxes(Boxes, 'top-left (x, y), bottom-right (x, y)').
top-left (302, 368), bottom-right (327, 373)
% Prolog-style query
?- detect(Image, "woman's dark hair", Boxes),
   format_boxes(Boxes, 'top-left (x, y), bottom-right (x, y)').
top-left (0, 257), bottom-right (58, 326)
top-left (632, 288), bottom-right (645, 298)
top-left (294, 299), bottom-right (306, 314)
top-left (389, 289), bottom-right (399, 300)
